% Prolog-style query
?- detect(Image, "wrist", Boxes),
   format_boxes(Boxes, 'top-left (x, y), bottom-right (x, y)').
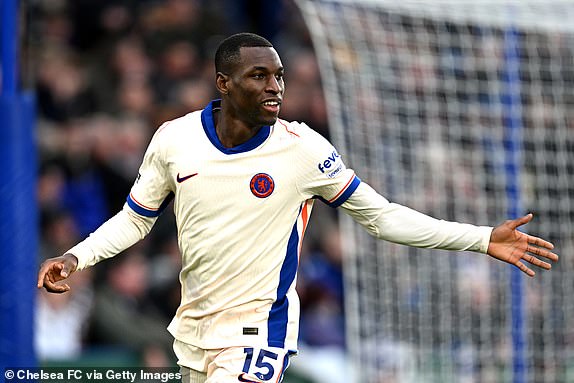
top-left (63, 253), bottom-right (79, 272)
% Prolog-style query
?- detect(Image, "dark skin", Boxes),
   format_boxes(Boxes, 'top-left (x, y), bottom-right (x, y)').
top-left (37, 47), bottom-right (558, 294)
top-left (214, 46), bottom-right (285, 148)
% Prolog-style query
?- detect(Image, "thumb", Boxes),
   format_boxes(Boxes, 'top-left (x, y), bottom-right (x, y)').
top-left (511, 213), bottom-right (533, 230)
top-left (60, 262), bottom-right (72, 278)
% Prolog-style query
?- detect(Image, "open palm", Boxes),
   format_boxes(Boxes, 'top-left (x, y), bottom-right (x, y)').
top-left (487, 213), bottom-right (558, 277)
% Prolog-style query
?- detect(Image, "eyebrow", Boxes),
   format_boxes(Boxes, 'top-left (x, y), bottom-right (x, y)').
top-left (251, 65), bottom-right (284, 72)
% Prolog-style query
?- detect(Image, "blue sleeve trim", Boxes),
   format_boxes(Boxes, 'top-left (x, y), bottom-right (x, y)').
top-left (327, 176), bottom-right (361, 208)
top-left (126, 192), bottom-right (174, 218)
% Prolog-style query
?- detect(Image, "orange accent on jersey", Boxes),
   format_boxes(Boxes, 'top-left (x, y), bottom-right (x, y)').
top-left (278, 119), bottom-right (300, 137)
top-left (129, 193), bottom-right (159, 211)
top-left (297, 200), bottom-right (313, 257)
top-left (273, 352), bottom-right (291, 383)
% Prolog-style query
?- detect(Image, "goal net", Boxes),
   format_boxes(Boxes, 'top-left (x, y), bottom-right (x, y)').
top-left (295, 1), bottom-right (574, 382)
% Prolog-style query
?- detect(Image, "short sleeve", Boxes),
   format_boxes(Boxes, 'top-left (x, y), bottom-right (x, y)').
top-left (296, 123), bottom-right (361, 207)
top-left (126, 124), bottom-right (174, 217)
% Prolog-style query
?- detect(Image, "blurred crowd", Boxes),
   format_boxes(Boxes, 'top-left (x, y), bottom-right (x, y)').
top-left (32, 0), bottom-right (349, 381)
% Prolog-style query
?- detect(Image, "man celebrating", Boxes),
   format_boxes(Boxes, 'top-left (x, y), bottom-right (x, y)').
top-left (38, 33), bottom-right (558, 383)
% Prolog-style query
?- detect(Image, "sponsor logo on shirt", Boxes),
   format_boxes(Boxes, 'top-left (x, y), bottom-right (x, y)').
top-left (250, 173), bottom-right (275, 198)
top-left (318, 150), bottom-right (344, 178)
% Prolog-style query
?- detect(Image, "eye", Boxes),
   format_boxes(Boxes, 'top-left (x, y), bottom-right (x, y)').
top-left (252, 73), bottom-right (265, 80)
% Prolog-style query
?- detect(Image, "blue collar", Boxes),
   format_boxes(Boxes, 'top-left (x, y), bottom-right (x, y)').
top-left (201, 100), bottom-right (271, 154)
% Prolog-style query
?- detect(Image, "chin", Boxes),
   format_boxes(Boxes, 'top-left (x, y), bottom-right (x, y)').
top-left (258, 116), bottom-right (278, 126)
top-left (248, 107), bottom-right (280, 127)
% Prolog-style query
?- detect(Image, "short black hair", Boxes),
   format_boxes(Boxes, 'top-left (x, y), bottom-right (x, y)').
top-left (215, 32), bottom-right (274, 74)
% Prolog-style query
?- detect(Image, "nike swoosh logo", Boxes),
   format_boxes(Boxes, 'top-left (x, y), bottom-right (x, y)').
top-left (176, 172), bottom-right (198, 183)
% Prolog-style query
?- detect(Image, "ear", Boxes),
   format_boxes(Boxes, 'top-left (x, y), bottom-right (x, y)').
top-left (216, 72), bottom-right (230, 95)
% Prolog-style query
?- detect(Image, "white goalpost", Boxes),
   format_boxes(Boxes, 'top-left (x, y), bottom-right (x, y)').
top-left (295, 1), bottom-right (574, 382)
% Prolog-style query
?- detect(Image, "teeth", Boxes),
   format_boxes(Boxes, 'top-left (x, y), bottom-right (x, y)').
top-left (263, 101), bottom-right (279, 106)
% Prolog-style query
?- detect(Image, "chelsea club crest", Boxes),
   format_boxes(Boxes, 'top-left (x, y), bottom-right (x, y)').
top-left (250, 173), bottom-right (274, 198)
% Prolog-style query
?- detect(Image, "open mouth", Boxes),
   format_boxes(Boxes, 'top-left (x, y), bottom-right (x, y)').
top-left (262, 100), bottom-right (281, 113)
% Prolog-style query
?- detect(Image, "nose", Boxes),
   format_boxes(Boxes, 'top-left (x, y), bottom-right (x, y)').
top-left (266, 76), bottom-right (283, 94)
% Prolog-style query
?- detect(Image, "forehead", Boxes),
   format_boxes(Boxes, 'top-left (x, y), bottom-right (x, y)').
top-left (237, 46), bottom-right (283, 71)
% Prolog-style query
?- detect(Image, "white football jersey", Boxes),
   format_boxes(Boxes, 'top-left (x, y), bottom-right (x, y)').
top-left (127, 100), bottom-right (360, 350)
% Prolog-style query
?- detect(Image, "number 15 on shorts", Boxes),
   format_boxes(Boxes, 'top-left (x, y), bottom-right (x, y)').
top-left (240, 347), bottom-right (291, 382)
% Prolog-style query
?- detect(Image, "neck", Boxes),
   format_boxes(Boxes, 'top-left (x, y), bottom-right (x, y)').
top-left (213, 107), bottom-right (263, 148)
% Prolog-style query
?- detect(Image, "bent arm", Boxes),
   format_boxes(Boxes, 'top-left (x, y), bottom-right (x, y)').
top-left (339, 182), bottom-right (492, 253)
top-left (68, 205), bottom-right (157, 270)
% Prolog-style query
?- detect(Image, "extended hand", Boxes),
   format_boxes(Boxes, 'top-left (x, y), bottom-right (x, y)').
top-left (37, 253), bottom-right (79, 293)
top-left (487, 214), bottom-right (558, 277)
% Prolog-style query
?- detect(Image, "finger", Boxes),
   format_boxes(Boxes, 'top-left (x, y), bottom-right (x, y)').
top-left (515, 260), bottom-right (535, 277)
top-left (37, 262), bottom-right (58, 288)
top-left (526, 245), bottom-right (559, 262)
top-left (42, 274), bottom-right (70, 293)
top-left (61, 263), bottom-right (71, 278)
top-left (546, 251), bottom-right (559, 262)
top-left (45, 268), bottom-right (66, 287)
top-left (44, 283), bottom-right (71, 294)
top-left (523, 254), bottom-right (552, 270)
top-left (49, 264), bottom-right (67, 282)
top-left (528, 235), bottom-right (555, 251)
top-left (37, 268), bottom-right (47, 288)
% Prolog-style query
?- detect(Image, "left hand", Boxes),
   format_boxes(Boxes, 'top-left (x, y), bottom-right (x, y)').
top-left (487, 213), bottom-right (558, 277)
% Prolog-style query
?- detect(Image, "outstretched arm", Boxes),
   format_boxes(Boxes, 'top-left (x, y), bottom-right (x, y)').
top-left (37, 207), bottom-right (156, 293)
top-left (340, 182), bottom-right (493, 253)
top-left (487, 213), bottom-right (558, 277)
top-left (340, 182), bottom-right (558, 276)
